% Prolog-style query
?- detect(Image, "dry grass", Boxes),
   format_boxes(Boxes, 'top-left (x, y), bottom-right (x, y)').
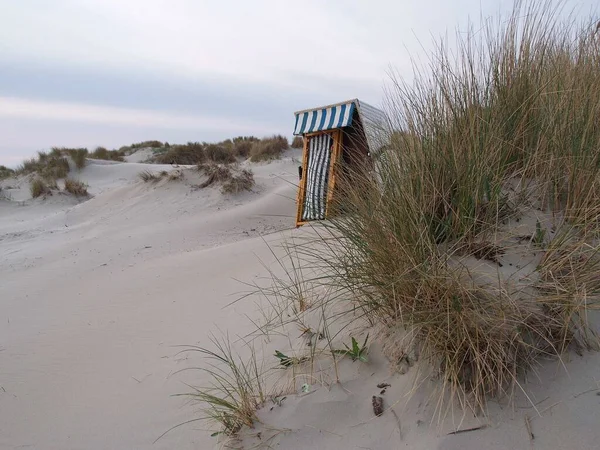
top-left (233, 136), bottom-right (260, 158)
top-left (138, 170), bottom-right (163, 183)
top-left (154, 142), bottom-right (206, 165)
top-left (30, 178), bottom-right (53, 198)
top-left (53, 148), bottom-right (89, 169)
top-left (90, 147), bottom-right (125, 162)
top-left (291, 136), bottom-right (303, 149)
top-left (249, 135), bottom-right (288, 162)
top-left (252, 0), bottom-right (600, 419)
top-left (0, 165), bottom-right (14, 180)
top-left (63, 178), bottom-right (89, 196)
top-left (205, 143), bottom-right (237, 164)
top-left (163, 335), bottom-right (266, 441)
top-left (222, 169), bottom-right (255, 194)
top-left (16, 152), bottom-right (70, 180)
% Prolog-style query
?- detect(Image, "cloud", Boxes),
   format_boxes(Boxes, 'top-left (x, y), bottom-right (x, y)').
top-left (0, 97), bottom-right (277, 134)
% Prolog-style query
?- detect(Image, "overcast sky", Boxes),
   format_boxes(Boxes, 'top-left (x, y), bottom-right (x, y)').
top-left (0, 0), bottom-right (596, 166)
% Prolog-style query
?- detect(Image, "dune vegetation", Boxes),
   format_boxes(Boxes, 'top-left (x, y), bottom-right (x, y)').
top-left (181, 1), bottom-right (600, 440)
top-left (149, 136), bottom-right (288, 165)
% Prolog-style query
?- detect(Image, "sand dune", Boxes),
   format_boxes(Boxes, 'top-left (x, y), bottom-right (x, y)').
top-left (1, 149), bottom-right (599, 450)
top-left (0, 151), bottom-right (301, 449)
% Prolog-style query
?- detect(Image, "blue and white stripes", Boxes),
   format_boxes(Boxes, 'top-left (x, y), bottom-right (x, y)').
top-left (293, 101), bottom-right (356, 135)
top-left (302, 134), bottom-right (332, 221)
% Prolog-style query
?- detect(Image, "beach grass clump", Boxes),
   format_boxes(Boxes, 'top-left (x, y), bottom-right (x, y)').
top-left (233, 136), bottom-right (260, 158)
top-left (0, 165), bottom-right (14, 180)
top-left (249, 135), bottom-right (288, 162)
top-left (16, 151), bottom-right (71, 180)
top-left (262, 0), bottom-right (600, 416)
top-left (63, 178), bottom-right (89, 196)
top-left (164, 336), bottom-right (266, 440)
top-left (89, 147), bottom-right (125, 162)
top-left (205, 143), bottom-right (237, 164)
top-left (291, 136), bottom-right (303, 149)
top-left (222, 169), bottom-right (255, 194)
top-left (138, 170), bottom-right (163, 183)
top-left (154, 142), bottom-right (206, 165)
top-left (30, 178), bottom-right (53, 198)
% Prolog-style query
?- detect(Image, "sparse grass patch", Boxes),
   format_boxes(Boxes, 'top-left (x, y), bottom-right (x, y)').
top-left (138, 170), bottom-right (163, 183)
top-left (90, 147), bottom-right (125, 162)
top-left (291, 136), bottom-right (303, 148)
top-left (243, 0), bottom-right (600, 425)
top-left (233, 136), bottom-right (260, 158)
top-left (63, 178), bottom-right (89, 196)
top-left (249, 135), bottom-right (288, 162)
top-left (16, 152), bottom-right (70, 180)
top-left (171, 336), bottom-right (266, 439)
top-left (197, 163), bottom-right (233, 189)
top-left (30, 178), bottom-right (52, 198)
top-left (205, 143), bottom-right (236, 164)
top-left (0, 165), bottom-right (14, 180)
top-left (130, 140), bottom-right (163, 149)
top-left (222, 169), bottom-right (254, 194)
top-left (154, 142), bottom-right (206, 165)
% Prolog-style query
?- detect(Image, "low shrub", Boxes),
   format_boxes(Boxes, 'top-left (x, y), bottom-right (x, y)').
top-left (63, 178), bottom-right (89, 196)
top-left (249, 135), bottom-right (288, 162)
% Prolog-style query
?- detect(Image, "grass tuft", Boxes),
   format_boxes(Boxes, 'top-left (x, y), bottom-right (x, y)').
top-left (30, 178), bottom-right (52, 198)
top-left (154, 142), bottom-right (206, 165)
top-left (138, 170), bottom-right (163, 183)
top-left (90, 147), bottom-right (125, 162)
top-left (222, 169), bottom-right (255, 194)
top-left (175, 335), bottom-right (266, 438)
top-left (0, 165), bottom-right (15, 180)
top-left (291, 136), bottom-right (303, 148)
top-left (63, 178), bottom-right (89, 196)
top-left (249, 135), bottom-right (288, 162)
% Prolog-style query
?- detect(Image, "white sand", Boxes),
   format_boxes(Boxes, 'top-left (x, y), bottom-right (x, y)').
top-left (1, 151), bottom-right (599, 450)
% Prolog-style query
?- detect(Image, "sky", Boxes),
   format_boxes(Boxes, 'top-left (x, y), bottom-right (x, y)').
top-left (0, 0), bottom-right (597, 166)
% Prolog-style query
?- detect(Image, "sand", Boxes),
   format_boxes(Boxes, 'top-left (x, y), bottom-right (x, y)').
top-left (1, 150), bottom-right (599, 450)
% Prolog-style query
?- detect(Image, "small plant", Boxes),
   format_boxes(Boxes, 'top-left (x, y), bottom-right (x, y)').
top-left (63, 178), bottom-right (88, 196)
top-left (30, 178), bottom-right (52, 198)
top-left (168, 336), bottom-right (266, 440)
top-left (333, 335), bottom-right (369, 362)
top-left (274, 350), bottom-right (309, 368)
top-left (533, 219), bottom-right (546, 247)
